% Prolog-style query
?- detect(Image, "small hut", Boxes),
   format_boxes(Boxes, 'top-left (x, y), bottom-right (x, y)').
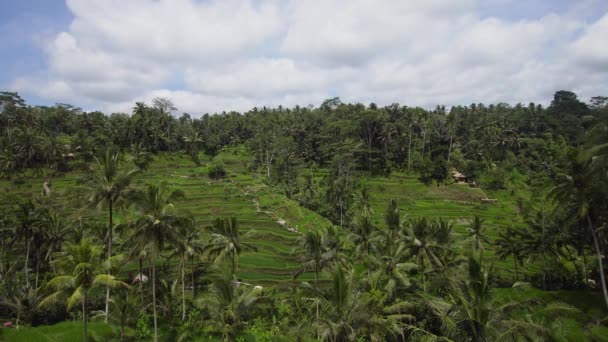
top-left (451, 170), bottom-right (470, 184)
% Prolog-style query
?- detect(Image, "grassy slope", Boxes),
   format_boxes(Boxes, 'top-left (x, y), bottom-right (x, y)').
top-left (0, 321), bottom-right (113, 342)
top-left (361, 171), bottom-right (531, 277)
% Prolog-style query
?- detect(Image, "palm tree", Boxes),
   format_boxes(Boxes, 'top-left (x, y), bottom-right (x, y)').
top-left (403, 218), bottom-right (454, 291)
top-left (205, 217), bottom-right (256, 274)
top-left (127, 181), bottom-right (186, 342)
top-left (348, 215), bottom-right (379, 258)
top-left (85, 148), bottom-right (139, 321)
top-left (317, 267), bottom-right (405, 341)
top-left (295, 230), bottom-right (327, 290)
top-left (39, 209), bottom-right (70, 273)
top-left (1, 287), bottom-right (42, 328)
top-left (494, 227), bottom-right (525, 282)
top-left (14, 200), bottom-right (39, 288)
top-left (38, 239), bottom-right (128, 342)
top-left (367, 241), bottom-right (418, 298)
top-left (107, 288), bottom-right (139, 342)
top-left (170, 218), bottom-right (204, 321)
top-left (549, 152), bottom-right (608, 309)
top-left (420, 254), bottom-right (577, 341)
top-left (465, 216), bottom-right (490, 251)
top-left (197, 267), bottom-right (262, 341)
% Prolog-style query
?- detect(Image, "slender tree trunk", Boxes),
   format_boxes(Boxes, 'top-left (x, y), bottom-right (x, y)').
top-left (0, 238), bottom-right (4, 281)
top-left (191, 257), bottom-right (196, 296)
top-left (105, 198), bottom-right (113, 323)
top-left (181, 256), bottom-right (186, 321)
top-left (139, 257), bottom-right (144, 310)
top-left (24, 239), bottom-right (31, 288)
top-left (83, 294), bottom-right (88, 342)
top-left (407, 124), bottom-right (413, 170)
top-left (582, 250), bottom-right (589, 289)
top-left (587, 215), bottom-right (608, 309)
top-left (152, 261), bottom-right (158, 342)
top-left (513, 254), bottom-right (518, 282)
top-left (35, 258), bottom-right (39, 289)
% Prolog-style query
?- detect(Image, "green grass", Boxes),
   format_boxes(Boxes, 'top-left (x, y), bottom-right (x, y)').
top-left (0, 321), bottom-right (113, 342)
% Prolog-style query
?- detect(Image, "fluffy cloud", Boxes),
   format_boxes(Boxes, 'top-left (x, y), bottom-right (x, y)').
top-left (10, 0), bottom-right (608, 115)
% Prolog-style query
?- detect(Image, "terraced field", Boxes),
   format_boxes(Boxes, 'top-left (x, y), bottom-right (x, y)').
top-left (0, 146), bottom-right (334, 288)
top-left (0, 145), bottom-right (533, 286)
top-left (361, 172), bottom-right (531, 277)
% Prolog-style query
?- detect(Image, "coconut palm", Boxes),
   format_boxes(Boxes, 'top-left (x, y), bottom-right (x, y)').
top-left (549, 152), bottom-right (608, 309)
top-left (1, 287), bottom-right (42, 327)
top-left (196, 267), bottom-right (262, 341)
top-left (403, 218), bottom-right (454, 291)
top-left (494, 227), bottom-right (526, 282)
top-left (368, 241), bottom-right (418, 298)
top-left (465, 216), bottom-right (489, 251)
top-left (170, 218), bottom-right (204, 320)
top-left (39, 209), bottom-right (70, 272)
top-left (38, 239), bottom-right (128, 342)
top-left (14, 199), bottom-right (39, 288)
top-left (107, 288), bottom-right (139, 342)
top-left (126, 181), bottom-right (186, 342)
top-left (348, 215), bottom-right (379, 258)
top-left (84, 148), bottom-right (139, 321)
top-left (420, 254), bottom-right (577, 342)
top-left (317, 267), bottom-right (405, 341)
top-left (205, 217), bottom-right (256, 274)
top-left (295, 230), bottom-right (327, 290)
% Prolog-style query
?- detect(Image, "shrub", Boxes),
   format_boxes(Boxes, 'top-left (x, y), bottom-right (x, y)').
top-left (208, 161), bottom-right (226, 179)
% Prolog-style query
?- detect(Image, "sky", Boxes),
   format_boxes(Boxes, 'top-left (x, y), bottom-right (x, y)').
top-left (2, 0), bottom-right (608, 116)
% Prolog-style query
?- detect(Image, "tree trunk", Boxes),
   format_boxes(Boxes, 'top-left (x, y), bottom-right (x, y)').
top-left (139, 257), bottom-right (144, 310)
top-left (191, 257), bottom-right (196, 296)
top-left (407, 124), bottom-right (413, 170)
top-left (0, 238), bottom-right (4, 281)
top-left (24, 239), bottom-right (31, 288)
top-left (105, 198), bottom-right (113, 323)
top-left (35, 258), bottom-right (40, 289)
top-left (181, 256), bottom-right (186, 321)
top-left (83, 294), bottom-right (88, 342)
top-left (152, 261), bottom-right (158, 342)
top-left (588, 215), bottom-right (608, 309)
top-left (582, 250), bottom-right (589, 289)
top-left (513, 254), bottom-right (518, 282)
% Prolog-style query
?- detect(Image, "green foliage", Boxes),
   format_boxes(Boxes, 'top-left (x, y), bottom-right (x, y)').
top-left (208, 160), bottom-right (226, 179)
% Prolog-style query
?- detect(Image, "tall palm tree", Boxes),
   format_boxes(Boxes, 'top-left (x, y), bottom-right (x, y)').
top-left (127, 181), bottom-right (186, 342)
top-left (205, 217), bottom-right (256, 274)
top-left (39, 239), bottom-right (128, 342)
top-left (403, 218), bottom-right (454, 291)
top-left (197, 267), bottom-right (262, 341)
top-left (39, 209), bottom-right (70, 273)
top-left (549, 152), bottom-right (608, 309)
top-left (368, 241), bottom-right (418, 298)
top-left (14, 200), bottom-right (39, 288)
top-left (85, 148), bottom-right (139, 321)
top-left (420, 254), bottom-right (577, 341)
top-left (170, 218), bottom-right (204, 321)
top-left (317, 267), bottom-right (405, 341)
top-left (495, 227), bottom-right (526, 282)
top-left (465, 216), bottom-right (490, 251)
top-left (295, 230), bottom-right (327, 290)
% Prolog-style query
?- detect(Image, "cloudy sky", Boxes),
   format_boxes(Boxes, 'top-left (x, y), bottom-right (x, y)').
top-left (2, 0), bottom-right (607, 115)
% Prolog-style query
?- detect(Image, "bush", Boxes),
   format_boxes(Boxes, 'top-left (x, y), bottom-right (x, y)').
top-left (208, 161), bottom-right (226, 179)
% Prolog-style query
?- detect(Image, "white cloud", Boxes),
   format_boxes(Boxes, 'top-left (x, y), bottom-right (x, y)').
top-left (9, 0), bottom-right (608, 115)
top-left (571, 13), bottom-right (608, 69)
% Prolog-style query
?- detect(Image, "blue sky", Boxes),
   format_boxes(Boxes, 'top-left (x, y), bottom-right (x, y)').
top-left (2, 0), bottom-right (607, 115)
